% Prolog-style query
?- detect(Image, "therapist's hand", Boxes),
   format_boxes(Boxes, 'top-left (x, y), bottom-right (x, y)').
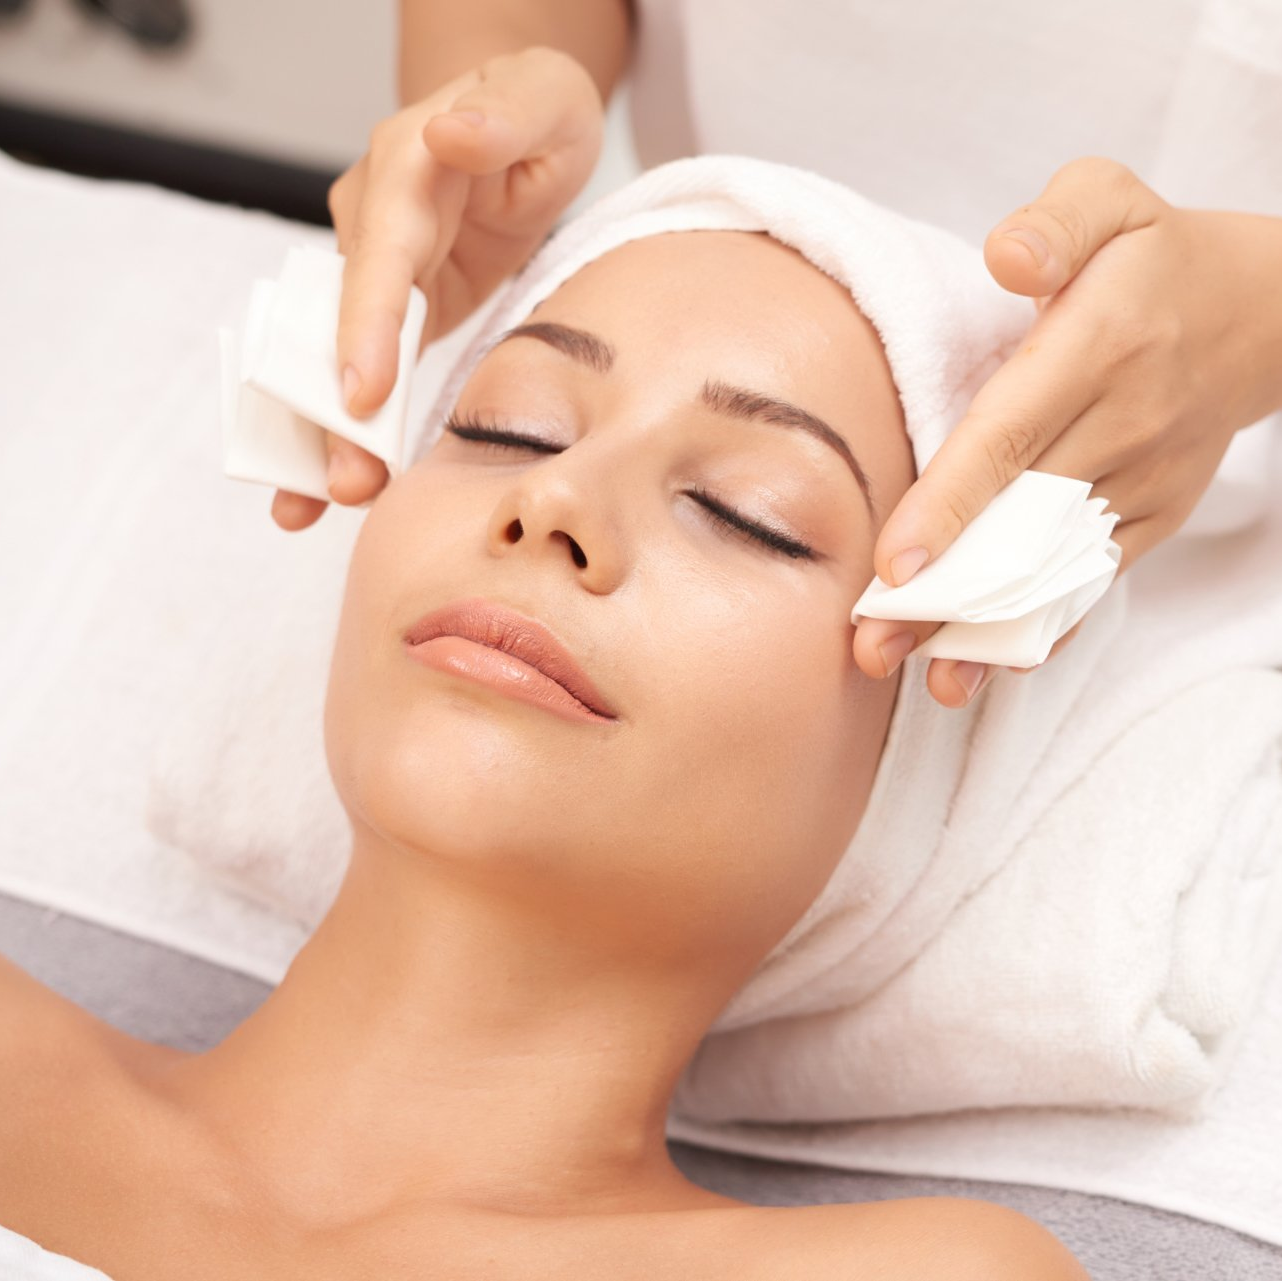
top-left (853, 155), bottom-right (1282, 709)
top-left (272, 46), bottom-right (604, 531)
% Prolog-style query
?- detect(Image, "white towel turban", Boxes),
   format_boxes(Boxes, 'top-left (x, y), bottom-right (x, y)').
top-left (418, 154), bottom-right (1032, 474)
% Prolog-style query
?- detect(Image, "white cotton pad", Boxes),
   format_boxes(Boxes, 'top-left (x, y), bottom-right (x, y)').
top-left (218, 245), bottom-right (428, 500)
top-left (851, 470), bottom-right (1122, 667)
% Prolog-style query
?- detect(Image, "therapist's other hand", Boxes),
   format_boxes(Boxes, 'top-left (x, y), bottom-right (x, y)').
top-left (271, 46), bottom-right (604, 531)
top-left (854, 155), bottom-right (1282, 707)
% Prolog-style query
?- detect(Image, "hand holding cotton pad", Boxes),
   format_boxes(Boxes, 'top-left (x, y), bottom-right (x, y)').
top-left (218, 245), bottom-right (428, 501)
top-left (851, 470), bottom-right (1122, 668)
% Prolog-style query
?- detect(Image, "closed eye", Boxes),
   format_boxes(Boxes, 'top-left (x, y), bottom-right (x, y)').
top-left (685, 486), bottom-right (814, 560)
top-left (443, 412), bottom-right (815, 561)
top-left (444, 411), bottom-right (561, 454)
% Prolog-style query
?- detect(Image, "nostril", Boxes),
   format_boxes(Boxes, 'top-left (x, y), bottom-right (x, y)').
top-left (504, 518), bottom-right (523, 544)
top-left (568, 538), bottom-right (587, 569)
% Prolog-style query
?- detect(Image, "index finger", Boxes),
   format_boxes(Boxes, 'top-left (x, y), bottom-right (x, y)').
top-left (334, 151), bottom-right (466, 419)
top-left (871, 311), bottom-right (1099, 589)
top-left (336, 238), bottom-right (419, 418)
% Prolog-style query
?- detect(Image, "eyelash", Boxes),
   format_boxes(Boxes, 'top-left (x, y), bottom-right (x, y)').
top-left (442, 412), bottom-right (816, 561)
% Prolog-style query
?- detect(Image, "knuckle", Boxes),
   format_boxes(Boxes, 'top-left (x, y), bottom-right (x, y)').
top-left (1095, 301), bottom-right (1151, 365)
top-left (1100, 156), bottom-right (1141, 198)
top-left (1061, 153), bottom-right (1136, 192)
top-left (981, 413), bottom-right (1045, 483)
top-left (519, 42), bottom-right (558, 66)
top-left (1041, 198), bottom-right (1093, 263)
top-left (504, 43), bottom-right (597, 105)
top-left (939, 481), bottom-right (981, 539)
top-left (368, 112), bottom-right (414, 153)
top-left (367, 117), bottom-right (393, 152)
top-left (518, 44), bottom-right (573, 77)
top-left (481, 44), bottom-right (540, 81)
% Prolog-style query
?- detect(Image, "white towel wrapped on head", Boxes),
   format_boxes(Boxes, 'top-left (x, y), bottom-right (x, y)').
top-left (150, 155), bottom-right (1282, 1128)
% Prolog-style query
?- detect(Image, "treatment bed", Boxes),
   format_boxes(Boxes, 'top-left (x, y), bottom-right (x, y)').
top-left (1, 147), bottom-right (1279, 1279)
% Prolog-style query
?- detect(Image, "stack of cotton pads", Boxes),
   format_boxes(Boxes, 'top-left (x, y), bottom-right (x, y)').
top-left (852, 469), bottom-right (1122, 667)
top-left (218, 245), bottom-right (428, 500)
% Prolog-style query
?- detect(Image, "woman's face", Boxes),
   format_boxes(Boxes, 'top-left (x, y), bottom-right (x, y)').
top-left (325, 230), bottom-right (915, 973)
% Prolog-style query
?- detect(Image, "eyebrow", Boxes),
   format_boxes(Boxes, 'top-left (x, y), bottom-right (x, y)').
top-left (491, 322), bottom-right (877, 515)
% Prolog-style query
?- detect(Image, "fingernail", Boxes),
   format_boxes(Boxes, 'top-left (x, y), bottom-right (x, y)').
top-left (442, 109), bottom-right (486, 127)
top-left (877, 630), bottom-right (917, 677)
top-left (1000, 228), bottom-right (1051, 269)
top-left (953, 660), bottom-right (987, 702)
top-left (889, 545), bottom-right (929, 586)
top-left (327, 450), bottom-right (346, 492)
top-left (342, 364), bottom-right (361, 410)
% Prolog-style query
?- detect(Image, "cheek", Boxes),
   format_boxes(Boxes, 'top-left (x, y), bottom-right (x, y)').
top-left (636, 555), bottom-right (874, 841)
top-left (322, 468), bottom-right (479, 815)
top-left (617, 565), bottom-right (887, 951)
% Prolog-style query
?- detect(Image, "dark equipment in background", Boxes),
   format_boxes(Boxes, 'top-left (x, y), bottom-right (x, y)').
top-left (72, 0), bottom-right (194, 51)
top-left (1, 0), bottom-right (193, 50)
top-left (0, 0), bottom-right (335, 222)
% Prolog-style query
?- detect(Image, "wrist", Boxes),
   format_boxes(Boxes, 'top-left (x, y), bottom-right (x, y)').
top-left (397, 1), bottom-right (631, 107)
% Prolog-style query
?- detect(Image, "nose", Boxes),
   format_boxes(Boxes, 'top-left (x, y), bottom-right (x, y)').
top-left (485, 456), bottom-right (628, 594)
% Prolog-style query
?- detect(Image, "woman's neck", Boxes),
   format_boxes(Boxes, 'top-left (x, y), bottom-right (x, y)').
top-left (161, 827), bottom-right (742, 1222)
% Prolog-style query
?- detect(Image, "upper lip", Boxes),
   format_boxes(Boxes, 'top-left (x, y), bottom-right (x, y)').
top-left (402, 597), bottom-right (617, 719)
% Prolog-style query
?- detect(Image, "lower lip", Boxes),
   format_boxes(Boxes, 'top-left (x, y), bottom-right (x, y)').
top-left (404, 636), bottom-right (614, 726)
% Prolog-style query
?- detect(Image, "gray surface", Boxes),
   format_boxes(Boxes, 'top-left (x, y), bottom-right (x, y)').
top-left (2, 891), bottom-right (1279, 1280)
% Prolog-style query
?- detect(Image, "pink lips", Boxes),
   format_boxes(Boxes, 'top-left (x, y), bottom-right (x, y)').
top-left (402, 598), bottom-right (617, 724)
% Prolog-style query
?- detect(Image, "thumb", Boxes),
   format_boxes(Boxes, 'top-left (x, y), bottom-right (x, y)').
top-left (983, 155), bottom-right (1166, 297)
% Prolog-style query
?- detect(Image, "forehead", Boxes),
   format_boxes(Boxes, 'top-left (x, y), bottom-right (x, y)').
top-left (530, 230), bottom-right (862, 354)
top-left (449, 228), bottom-right (916, 529)
top-left (514, 230), bottom-right (906, 462)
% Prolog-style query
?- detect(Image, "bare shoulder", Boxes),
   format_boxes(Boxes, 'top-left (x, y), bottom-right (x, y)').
top-left (740, 1196), bottom-right (1091, 1280)
top-left (0, 951), bottom-right (179, 1179)
top-left (0, 949), bottom-right (156, 1068)
top-left (0, 948), bottom-right (88, 1060)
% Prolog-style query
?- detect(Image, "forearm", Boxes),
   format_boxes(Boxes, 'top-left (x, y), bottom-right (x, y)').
top-left (398, 0), bottom-right (634, 107)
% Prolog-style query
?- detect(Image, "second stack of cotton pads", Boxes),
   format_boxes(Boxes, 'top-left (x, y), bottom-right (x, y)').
top-left (218, 245), bottom-right (428, 500)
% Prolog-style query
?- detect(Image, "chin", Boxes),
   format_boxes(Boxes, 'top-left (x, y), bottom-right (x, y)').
top-left (324, 677), bottom-right (588, 873)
